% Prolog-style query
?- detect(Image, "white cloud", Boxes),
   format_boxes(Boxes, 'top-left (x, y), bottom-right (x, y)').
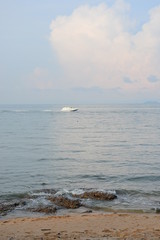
top-left (29, 67), bottom-right (54, 90)
top-left (49, 1), bottom-right (160, 99)
top-left (32, 67), bottom-right (48, 78)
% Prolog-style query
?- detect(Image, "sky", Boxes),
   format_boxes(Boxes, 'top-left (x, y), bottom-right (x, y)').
top-left (0, 0), bottom-right (160, 104)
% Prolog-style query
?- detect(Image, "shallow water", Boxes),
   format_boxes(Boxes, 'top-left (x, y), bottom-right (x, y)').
top-left (0, 104), bottom-right (160, 217)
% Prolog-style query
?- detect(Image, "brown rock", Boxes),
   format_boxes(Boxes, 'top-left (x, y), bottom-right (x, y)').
top-left (72, 191), bottom-right (117, 201)
top-left (48, 196), bottom-right (81, 209)
top-left (156, 208), bottom-right (160, 214)
top-left (28, 206), bottom-right (57, 214)
top-left (0, 202), bottom-right (20, 216)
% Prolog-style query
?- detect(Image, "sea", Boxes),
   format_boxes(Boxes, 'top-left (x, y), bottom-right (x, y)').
top-left (0, 104), bottom-right (160, 218)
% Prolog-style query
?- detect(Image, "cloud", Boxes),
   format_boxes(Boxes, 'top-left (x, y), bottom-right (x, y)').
top-left (29, 67), bottom-right (54, 90)
top-left (148, 75), bottom-right (159, 83)
top-left (49, 0), bottom-right (160, 99)
top-left (123, 77), bottom-right (134, 84)
top-left (73, 86), bottom-right (104, 93)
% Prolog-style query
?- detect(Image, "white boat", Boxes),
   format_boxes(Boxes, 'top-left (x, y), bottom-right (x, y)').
top-left (61, 107), bottom-right (78, 112)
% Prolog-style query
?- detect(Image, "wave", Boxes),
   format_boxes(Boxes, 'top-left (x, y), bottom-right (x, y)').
top-left (1, 187), bottom-right (160, 219)
top-left (0, 188), bottom-right (116, 216)
top-left (0, 109), bottom-right (57, 113)
top-left (77, 174), bottom-right (118, 181)
top-left (37, 157), bottom-right (75, 162)
top-left (126, 175), bottom-right (160, 182)
top-left (0, 110), bottom-right (29, 113)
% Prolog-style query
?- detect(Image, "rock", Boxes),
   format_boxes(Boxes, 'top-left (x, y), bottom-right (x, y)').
top-left (0, 202), bottom-right (20, 216)
top-left (48, 196), bottom-right (81, 209)
top-left (156, 208), bottom-right (160, 213)
top-left (83, 210), bottom-right (93, 213)
top-left (28, 206), bottom-right (57, 214)
top-left (72, 191), bottom-right (117, 201)
top-left (20, 201), bottom-right (27, 206)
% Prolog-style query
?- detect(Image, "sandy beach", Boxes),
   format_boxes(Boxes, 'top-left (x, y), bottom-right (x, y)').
top-left (1, 212), bottom-right (160, 240)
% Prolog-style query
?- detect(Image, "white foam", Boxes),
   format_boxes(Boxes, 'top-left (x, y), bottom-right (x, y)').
top-left (71, 189), bottom-right (85, 195)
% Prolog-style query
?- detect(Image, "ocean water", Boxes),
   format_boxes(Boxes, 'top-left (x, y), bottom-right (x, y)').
top-left (0, 104), bottom-right (160, 218)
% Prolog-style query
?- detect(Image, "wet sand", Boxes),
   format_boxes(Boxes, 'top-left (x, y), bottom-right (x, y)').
top-left (0, 212), bottom-right (160, 239)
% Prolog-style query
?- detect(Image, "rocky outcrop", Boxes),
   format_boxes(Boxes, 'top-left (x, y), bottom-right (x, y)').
top-left (0, 202), bottom-right (20, 216)
top-left (0, 189), bottom-right (117, 217)
top-left (48, 196), bottom-right (81, 209)
top-left (28, 206), bottom-right (57, 214)
top-left (72, 191), bottom-right (117, 201)
top-left (47, 191), bottom-right (116, 210)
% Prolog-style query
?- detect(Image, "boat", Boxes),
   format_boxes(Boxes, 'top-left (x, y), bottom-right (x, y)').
top-left (61, 107), bottom-right (78, 112)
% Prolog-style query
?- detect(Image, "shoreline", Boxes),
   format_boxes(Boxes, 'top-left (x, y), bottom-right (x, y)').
top-left (1, 212), bottom-right (160, 239)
